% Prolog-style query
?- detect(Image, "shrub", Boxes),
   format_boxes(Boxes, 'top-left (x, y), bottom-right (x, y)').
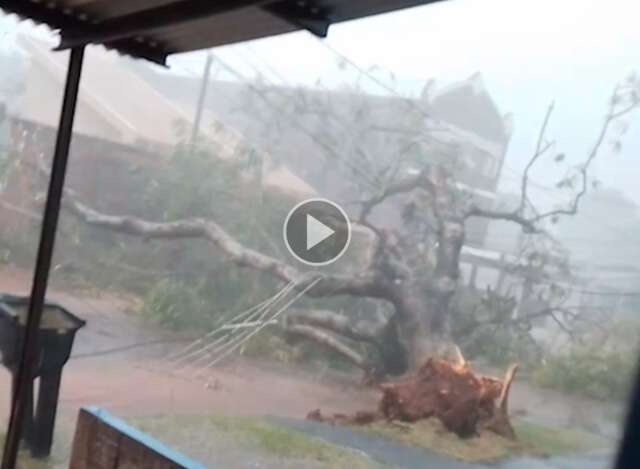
top-left (532, 320), bottom-right (640, 401)
top-left (451, 287), bottom-right (543, 368)
top-left (532, 343), bottom-right (638, 401)
top-left (462, 326), bottom-right (542, 369)
top-left (142, 279), bottom-right (212, 330)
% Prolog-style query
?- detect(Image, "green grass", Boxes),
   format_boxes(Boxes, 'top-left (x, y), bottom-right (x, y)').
top-left (357, 418), bottom-right (609, 463)
top-left (133, 415), bottom-right (376, 468)
top-left (3, 414), bottom-right (610, 467)
top-left (16, 458), bottom-right (52, 469)
top-left (513, 419), bottom-right (609, 456)
top-left (204, 415), bottom-right (370, 465)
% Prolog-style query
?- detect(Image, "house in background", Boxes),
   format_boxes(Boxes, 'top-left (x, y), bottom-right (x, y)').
top-left (421, 72), bottom-right (513, 194)
top-left (131, 64), bottom-right (513, 248)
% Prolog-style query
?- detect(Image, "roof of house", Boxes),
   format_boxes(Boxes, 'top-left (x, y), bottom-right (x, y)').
top-left (425, 72), bottom-right (511, 144)
top-left (17, 34), bottom-right (218, 147)
top-left (13, 34), bottom-right (316, 198)
top-left (129, 67), bottom-right (401, 191)
top-left (131, 62), bottom-right (511, 192)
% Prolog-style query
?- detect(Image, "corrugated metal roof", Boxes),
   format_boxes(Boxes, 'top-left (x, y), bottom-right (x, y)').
top-left (0, 0), bottom-right (443, 65)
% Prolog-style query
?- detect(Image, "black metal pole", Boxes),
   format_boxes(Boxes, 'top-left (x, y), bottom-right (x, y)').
top-left (615, 360), bottom-right (640, 468)
top-left (190, 51), bottom-right (213, 146)
top-left (32, 371), bottom-right (63, 458)
top-left (1, 46), bottom-right (85, 469)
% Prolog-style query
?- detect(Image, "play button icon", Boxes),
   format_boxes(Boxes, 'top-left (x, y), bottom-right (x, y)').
top-left (284, 198), bottom-right (351, 266)
top-left (306, 214), bottom-right (335, 250)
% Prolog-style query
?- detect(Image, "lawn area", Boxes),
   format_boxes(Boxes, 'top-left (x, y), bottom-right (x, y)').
top-left (359, 418), bottom-right (610, 463)
top-left (130, 413), bottom-right (610, 467)
top-left (513, 419), bottom-right (610, 456)
top-left (132, 414), bottom-right (378, 468)
top-left (2, 413), bottom-right (612, 468)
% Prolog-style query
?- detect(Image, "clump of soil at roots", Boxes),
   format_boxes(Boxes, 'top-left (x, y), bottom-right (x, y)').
top-left (308, 358), bottom-right (518, 439)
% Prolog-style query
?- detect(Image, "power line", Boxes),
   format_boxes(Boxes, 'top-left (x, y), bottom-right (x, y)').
top-left (191, 53), bottom-right (383, 191)
top-left (240, 44), bottom-right (290, 85)
top-left (567, 288), bottom-right (640, 297)
top-left (70, 337), bottom-right (196, 360)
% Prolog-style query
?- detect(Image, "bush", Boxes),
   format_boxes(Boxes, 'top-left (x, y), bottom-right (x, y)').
top-left (240, 331), bottom-right (305, 365)
top-left (142, 279), bottom-right (213, 330)
top-left (451, 287), bottom-right (543, 368)
top-left (462, 326), bottom-right (542, 369)
top-left (532, 343), bottom-right (638, 401)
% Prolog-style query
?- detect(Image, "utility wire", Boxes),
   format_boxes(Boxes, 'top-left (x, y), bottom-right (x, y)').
top-left (202, 55), bottom-right (382, 191)
top-left (171, 52), bottom-right (386, 192)
top-left (69, 337), bottom-right (196, 360)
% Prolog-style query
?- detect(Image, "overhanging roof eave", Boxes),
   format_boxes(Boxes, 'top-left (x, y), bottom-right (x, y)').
top-left (0, 0), bottom-right (444, 65)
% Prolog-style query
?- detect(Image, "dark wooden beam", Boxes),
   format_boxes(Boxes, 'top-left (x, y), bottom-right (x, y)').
top-left (264, 0), bottom-right (332, 38)
top-left (57, 0), bottom-right (272, 50)
top-left (0, 0), bottom-right (167, 64)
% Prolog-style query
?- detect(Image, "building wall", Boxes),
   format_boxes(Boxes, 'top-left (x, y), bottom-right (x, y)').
top-left (0, 119), bottom-right (161, 233)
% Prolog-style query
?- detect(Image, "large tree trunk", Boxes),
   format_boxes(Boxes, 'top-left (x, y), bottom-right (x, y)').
top-left (389, 213), bottom-right (466, 372)
top-left (392, 283), bottom-right (462, 372)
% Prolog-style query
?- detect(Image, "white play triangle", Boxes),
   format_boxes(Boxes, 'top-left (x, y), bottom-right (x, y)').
top-left (306, 214), bottom-right (335, 250)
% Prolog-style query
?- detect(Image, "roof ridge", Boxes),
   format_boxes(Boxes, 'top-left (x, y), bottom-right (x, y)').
top-left (17, 34), bottom-right (138, 137)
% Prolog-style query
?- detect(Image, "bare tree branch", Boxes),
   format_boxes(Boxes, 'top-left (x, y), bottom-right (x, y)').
top-left (464, 206), bottom-right (538, 233)
top-left (519, 103), bottom-right (555, 213)
top-left (530, 94), bottom-right (638, 223)
top-left (466, 83), bottom-right (639, 232)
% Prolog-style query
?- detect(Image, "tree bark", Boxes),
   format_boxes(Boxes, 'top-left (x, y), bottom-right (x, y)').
top-left (286, 308), bottom-right (408, 377)
top-left (285, 323), bottom-right (370, 372)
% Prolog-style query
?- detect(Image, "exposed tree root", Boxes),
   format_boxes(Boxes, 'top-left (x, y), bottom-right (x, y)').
top-left (308, 358), bottom-right (518, 440)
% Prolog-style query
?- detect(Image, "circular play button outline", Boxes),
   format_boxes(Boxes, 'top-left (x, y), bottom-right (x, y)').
top-left (283, 197), bottom-right (352, 267)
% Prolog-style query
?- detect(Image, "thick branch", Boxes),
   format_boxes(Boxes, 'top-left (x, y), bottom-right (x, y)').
top-left (60, 192), bottom-right (385, 299)
top-left (286, 308), bottom-right (388, 344)
top-left (286, 323), bottom-right (371, 371)
top-left (358, 167), bottom-right (435, 222)
top-left (464, 206), bottom-right (538, 233)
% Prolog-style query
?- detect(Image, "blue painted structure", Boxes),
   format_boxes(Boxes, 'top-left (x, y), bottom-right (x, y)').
top-left (83, 406), bottom-right (208, 469)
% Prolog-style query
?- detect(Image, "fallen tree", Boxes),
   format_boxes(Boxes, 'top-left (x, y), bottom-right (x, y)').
top-left (37, 79), bottom-right (637, 378)
top-left (22, 75), bottom-right (639, 439)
